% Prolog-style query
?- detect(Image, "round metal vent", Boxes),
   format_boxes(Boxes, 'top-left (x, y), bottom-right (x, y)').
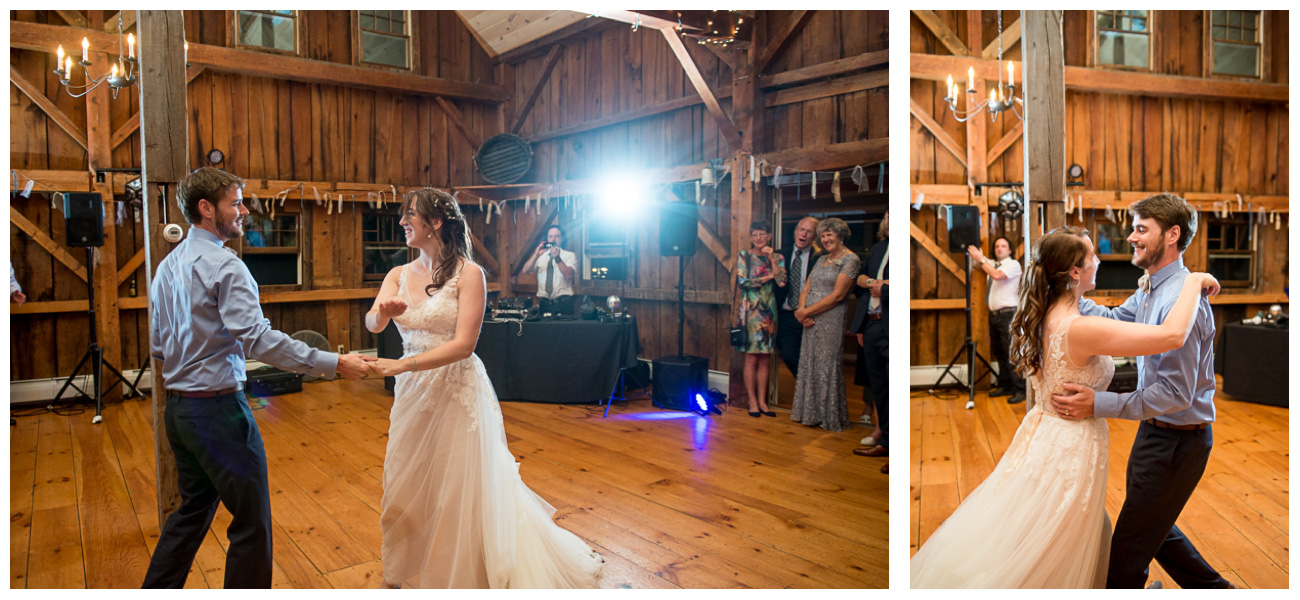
top-left (474, 133), bottom-right (533, 184)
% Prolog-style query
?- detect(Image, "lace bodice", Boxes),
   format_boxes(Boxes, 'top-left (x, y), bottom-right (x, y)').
top-left (1032, 314), bottom-right (1114, 418)
top-left (393, 264), bottom-right (463, 354)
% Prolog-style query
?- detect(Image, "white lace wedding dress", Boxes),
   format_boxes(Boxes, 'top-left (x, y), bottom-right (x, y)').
top-left (911, 314), bottom-right (1114, 588)
top-left (380, 264), bottom-right (605, 588)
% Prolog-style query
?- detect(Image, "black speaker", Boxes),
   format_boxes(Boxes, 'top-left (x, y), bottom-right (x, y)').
top-left (946, 205), bottom-right (980, 253)
top-left (659, 200), bottom-right (697, 256)
top-left (652, 355), bottom-right (708, 411)
top-left (63, 192), bottom-right (105, 247)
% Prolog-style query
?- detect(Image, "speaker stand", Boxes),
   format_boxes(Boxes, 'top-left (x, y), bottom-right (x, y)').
top-left (930, 253), bottom-right (996, 410)
top-left (50, 247), bottom-right (144, 423)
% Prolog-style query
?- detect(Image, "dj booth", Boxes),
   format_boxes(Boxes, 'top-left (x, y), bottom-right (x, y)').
top-left (378, 316), bottom-right (642, 404)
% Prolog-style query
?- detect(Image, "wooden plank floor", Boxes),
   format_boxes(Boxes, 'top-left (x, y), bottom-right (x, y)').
top-left (909, 378), bottom-right (1289, 589)
top-left (11, 375), bottom-right (885, 589)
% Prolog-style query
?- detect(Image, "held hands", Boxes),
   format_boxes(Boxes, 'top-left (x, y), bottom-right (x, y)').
top-left (1051, 383), bottom-right (1095, 420)
top-left (550, 246), bottom-right (561, 258)
top-left (377, 297), bottom-right (408, 320)
top-left (967, 246), bottom-right (986, 263)
top-left (335, 353), bottom-right (378, 381)
top-left (368, 358), bottom-right (409, 378)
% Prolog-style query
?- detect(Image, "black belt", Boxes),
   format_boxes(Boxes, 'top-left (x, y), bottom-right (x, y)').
top-left (1144, 418), bottom-right (1208, 431)
top-left (169, 386), bottom-right (241, 399)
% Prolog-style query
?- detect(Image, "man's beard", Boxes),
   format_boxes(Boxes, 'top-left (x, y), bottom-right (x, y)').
top-left (1132, 240), bottom-right (1165, 270)
top-left (215, 219), bottom-right (242, 240)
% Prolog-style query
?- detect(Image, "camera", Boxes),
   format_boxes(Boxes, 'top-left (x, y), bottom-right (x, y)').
top-left (542, 242), bottom-right (555, 249)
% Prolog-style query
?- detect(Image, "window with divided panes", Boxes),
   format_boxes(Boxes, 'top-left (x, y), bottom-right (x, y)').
top-left (236, 10), bottom-right (297, 53)
top-left (359, 10), bottom-right (411, 69)
top-left (1095, 10), bottom-right (1150, 69)
top-left (1205, 217), bottom-right (1253, 287)
top-left (240, 212), bottom-right (301, 286)
top-left (1210, 10), bottom-right (1262, 77)
top-left (363, 210), bottom-right (413, 282)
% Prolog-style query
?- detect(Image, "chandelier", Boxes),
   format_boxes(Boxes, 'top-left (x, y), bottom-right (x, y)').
top-left (944, 10), bottom-right (1022, 123)
top-left (52, 11), bottom-right (138, 99)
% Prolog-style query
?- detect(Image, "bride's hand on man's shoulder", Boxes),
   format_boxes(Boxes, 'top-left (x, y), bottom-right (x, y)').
top-left (1193, 273), bottom-right (1220, 297)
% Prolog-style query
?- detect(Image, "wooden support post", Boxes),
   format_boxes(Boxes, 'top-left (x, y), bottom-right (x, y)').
top-left (727, 23), bottom-right (765, 408)
top-left (86, 11), bottom-right (123, 398)
top-left (1021, 10), bottom-right (1066, 411)
top-left (965, 11), bottom-right (990, 385)
top-left (138, 9), bottom-right (190, 527)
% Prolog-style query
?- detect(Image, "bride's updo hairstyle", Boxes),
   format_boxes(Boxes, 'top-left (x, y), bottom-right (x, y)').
top-left (1009, 226), bottom-right (1091, 377)
top-left (400, 188), bottom-right (473, 294)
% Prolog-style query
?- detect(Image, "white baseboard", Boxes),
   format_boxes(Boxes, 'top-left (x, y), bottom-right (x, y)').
top-left (8, 348), bottom-right (379, 406)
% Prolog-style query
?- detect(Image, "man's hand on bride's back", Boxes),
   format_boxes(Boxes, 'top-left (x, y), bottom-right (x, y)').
top-left (1193, 272), bottom-right (1220, 297)
top-left (1051, 383), bottom-right (1095, 420)
top-left (378, 298), bottom-right (408, 319)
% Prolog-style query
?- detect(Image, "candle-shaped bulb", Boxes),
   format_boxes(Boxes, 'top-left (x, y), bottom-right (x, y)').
top-left (111, 63), bottom-right (118, 78)
top-left (989, 89), bottom-right (996, 104)
top-left (81, 37), bottom-right (89, 57)
top-left (1008, 61), bottom-right (1014, 86)
top-left (57, 45), bottom-right (65, 67)
top-left (128, 33), bottom-right (135, 59)
top-left (947, 74), bottom-right (953, 97)
top-left (968, 66), bottom-right (975, 88)
top-left (65, 56), bottom-right (72, 77)
top-left (184, 40), bottom-right (189, 55)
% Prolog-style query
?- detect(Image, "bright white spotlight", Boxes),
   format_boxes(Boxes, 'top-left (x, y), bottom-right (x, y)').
top-left (596, 175), bottom-right (645, 220)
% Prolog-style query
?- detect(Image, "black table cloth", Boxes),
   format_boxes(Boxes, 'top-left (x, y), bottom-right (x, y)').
top-left (474, 316), bottom-right (641, 404)
top-left (1214, 322), bottom-right (1288, 407)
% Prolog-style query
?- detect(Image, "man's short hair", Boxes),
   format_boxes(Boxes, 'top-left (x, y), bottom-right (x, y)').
top-left (546, 224), bottom-right (565, 243)
top-left (993, 235), bottom-right (1017, 254)
top-left (177, 167), bottom-right (244, 225)
top-left (1129, 193), bottom-right (1198, 253)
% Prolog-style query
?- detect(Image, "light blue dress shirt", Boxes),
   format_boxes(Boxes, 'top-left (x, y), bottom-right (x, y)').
top-left (1078, 257), bottom-right (1217, 425)
top-left (150, 227), bottom-right (337, 391)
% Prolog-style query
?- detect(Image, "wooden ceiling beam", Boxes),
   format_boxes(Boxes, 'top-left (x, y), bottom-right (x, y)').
top-left (509, 44), bottom-right (566, 134)
top-left (912, 10), bottom-right (968, 57)
top-left (494, 16), bottom-right (616, 64)
top-left (757, 138), bottom-right (890, 173)
top-left (55, 10), bottom-right (87, 29)
top-left (435, 97), bottom-right (482, 151)
top-left (757, 10), bottom-right (810, 73)
top-left (662, 28), bottom-right (743, 149)
top-left (9, 65), bottom-right (89, 151)
top-left (759, 50), bottom-right (887, 90)
top-left (528, 87), bottom-right (732, 144)
top-left (765, 69), bottom-right (888, 107)
top-left (11, 21), bottom-right (508, 104)
top-left (909, 99), bottom-right (968, 169)
top-left (104, 10), bottom-right (137, 33)
top-left (982, 16), bottom-right (1020, 60)
top-left (911, 52), bottom-right (1289, 103)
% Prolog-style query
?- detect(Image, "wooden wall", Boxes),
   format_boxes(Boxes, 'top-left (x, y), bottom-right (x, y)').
top-left (909, 10), bottom-right (1290, 367)
top-left (11, 10), bottom-right (886, 383)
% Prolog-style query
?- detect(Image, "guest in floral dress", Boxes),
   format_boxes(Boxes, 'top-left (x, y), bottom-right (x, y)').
top-left (791, 218), bottom-right (861, 431)
top-left (735, 220), bottom-right (786, 417)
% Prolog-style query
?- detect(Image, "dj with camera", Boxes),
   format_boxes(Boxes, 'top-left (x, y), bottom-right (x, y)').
top-left (520, 224), bottom-right (577, 316)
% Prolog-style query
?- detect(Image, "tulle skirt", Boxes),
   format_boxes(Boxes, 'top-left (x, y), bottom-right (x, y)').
top-left (380, 355), bottom-right (605, 588)
top-left (911, 406), bottom-right (1112, 588)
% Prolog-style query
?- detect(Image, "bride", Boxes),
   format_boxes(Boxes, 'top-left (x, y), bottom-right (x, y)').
top-left (364, 189), bottom-right (604, 588)
top-left (910, 227), bottom-right (1218, 588)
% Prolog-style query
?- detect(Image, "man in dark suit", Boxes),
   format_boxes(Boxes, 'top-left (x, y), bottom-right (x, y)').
top-left (775, 216), bottom-right (820, 378)
top-left (852, 211), bottom-right (889, 474)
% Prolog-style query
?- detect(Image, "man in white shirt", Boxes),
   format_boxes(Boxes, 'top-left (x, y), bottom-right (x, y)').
top-left (521, 224), bottom-right (577, 315)
top-left (969, 236), bottom-right (1024, 404)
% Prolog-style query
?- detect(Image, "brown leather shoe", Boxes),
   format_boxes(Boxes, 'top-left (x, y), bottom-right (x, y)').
top-left (853, 445), bottom-right (888, 457)
top-left (881, 463), bottom-right (889, 474)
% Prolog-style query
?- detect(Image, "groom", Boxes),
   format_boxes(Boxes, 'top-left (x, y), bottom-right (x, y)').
top-left (1052, 193), bottom-right (1232, 589)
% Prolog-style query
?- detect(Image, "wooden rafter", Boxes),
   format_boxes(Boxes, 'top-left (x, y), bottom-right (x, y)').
top-left (56, 10), bottom-right (87, 28)
top-left (529, 88), bottom-right (732, 144)
top-left (510, 44), bottom-right (566, 134)
top-left (510, 204), bottom-right (561, 277)
top-left (910, 221), bottom-right (965, 284)
top-left (759, 50), bottom-right (888, 90)
top-left (117, 250), bottom-right (146, 285)
top-left (9, 206), bottom-right (89, 282)
top-left (910, 53), bottom-right (1289, 103)
top-left (662, 29), bottom-right (743, 149)
top-left (703, 43), bottom-right (741, 73)
top-left (912, 10), bottom-right (968, 57)
top-left (10, 65), bottom-right (89, 151)
top-left (765, 69), bottom-right (888, 107)
top-left (757, 138), bottom-right (889, 172)
top-left (982, 17), bottom-right (1021, 60)
top-left (435, 97), bottom-right (482, 151)
top-left (698, 222), bottom-right (731, 273)
top-left (909, 99), bottom-right (967, 169)
top-left (987, 120), bottom-right (1023, 165)
top-left (104, 10), bottom-right (137, 33)
top-left (468, 230), bottom-right (501, 276)
top-left (757, 10), bottom-right (811, 73)
top-left (110, 66), bottom-right (205, 149)
top-left (11, 21), bottom-right (508, 104)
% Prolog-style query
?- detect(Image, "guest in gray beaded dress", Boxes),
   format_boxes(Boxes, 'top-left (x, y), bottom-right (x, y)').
top-left (790, 218), bottom-right (861, 432)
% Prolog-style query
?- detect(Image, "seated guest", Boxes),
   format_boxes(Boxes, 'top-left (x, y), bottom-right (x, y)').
top-left (520, 225), bottom-right (577, 315)
top-left (776, 217), bottom-right (820, 378)
top-left (790, 218), bottom-right (861, 432)
top-left (735, 220), bottom-right (786, 418)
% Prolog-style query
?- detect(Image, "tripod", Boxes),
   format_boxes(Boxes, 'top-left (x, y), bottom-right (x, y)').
top-left (51, 246), bottom-right (145, 423)
top-left (931, 252), bottom-right (995, 410)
